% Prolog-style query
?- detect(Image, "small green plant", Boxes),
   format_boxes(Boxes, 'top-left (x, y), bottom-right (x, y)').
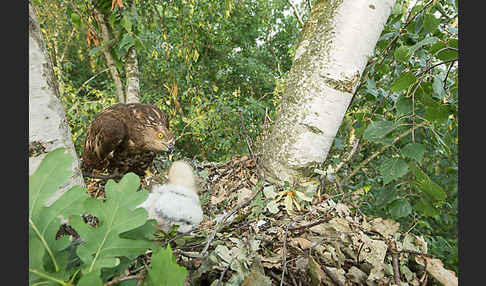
top-left (29, 148), bottom-right (187, 285)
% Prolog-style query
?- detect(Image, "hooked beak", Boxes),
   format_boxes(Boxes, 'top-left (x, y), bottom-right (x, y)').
top-left (167, 142), bottom-right (175, 154)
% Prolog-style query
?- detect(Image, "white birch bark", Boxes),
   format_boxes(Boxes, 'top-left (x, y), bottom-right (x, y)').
top-left (125, 0), bottom-right (141, 104)
top-left (29, 3), bottom-right (85, 205)
top-left (259, 0), bottom-right (396, 184)
top-left (125, 46), bottom-right (141, 103)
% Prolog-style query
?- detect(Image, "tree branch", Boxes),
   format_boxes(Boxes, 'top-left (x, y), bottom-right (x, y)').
top-left (287, 0), bottom-right (304, 27)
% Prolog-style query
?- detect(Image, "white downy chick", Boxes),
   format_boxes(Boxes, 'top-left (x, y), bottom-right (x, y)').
top-left (138, 160), bottom-right (203, 233)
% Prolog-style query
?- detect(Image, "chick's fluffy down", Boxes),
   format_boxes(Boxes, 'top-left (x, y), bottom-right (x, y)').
top-left (138, 160), bottom-right (203, 233)
top-left (139, 184), bottom-right (203, 233)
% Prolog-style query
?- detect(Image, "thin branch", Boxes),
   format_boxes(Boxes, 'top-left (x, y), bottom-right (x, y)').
top-left (238, 108), bottom-right (255, 160)
top-left (288, 216), bottom-right (332, 231)
top-left (280, 224), bottom-right (290, 286)
top-left (390, 242), bottom-right (401, 285)
top-left (342, 122), bottom-right (427, 184)
top-left (75, 68), bottom-right (110, 96)
top-left (287, 0), bottom-right (304, 27)
top-left (335, 137), bottom-right (360, 173)
top-left (201, 181), bottom-right (264, 255)
top-left (103, 275), bottom-right (139, 286)
top-left (82, 170), bottom-right (122, 180)
top-left (443, 60), bottom-right (456, 89)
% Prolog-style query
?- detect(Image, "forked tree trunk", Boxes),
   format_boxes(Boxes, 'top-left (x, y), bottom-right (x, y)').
top-left (29, 3), bottom-right (85, 204)
top-left (259, 0), bottom-right (396, 184)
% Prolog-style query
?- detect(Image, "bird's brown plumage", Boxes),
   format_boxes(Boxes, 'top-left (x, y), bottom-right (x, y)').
top-left (81, 103), bottom-right (175, 176)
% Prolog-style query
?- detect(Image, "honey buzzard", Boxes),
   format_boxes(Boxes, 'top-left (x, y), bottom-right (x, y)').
top-left (81, 103), bottom-right (175, 177)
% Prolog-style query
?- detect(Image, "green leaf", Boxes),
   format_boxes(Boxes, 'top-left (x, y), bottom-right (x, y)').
top-left (413, 168), bottom-right (447, 202)
top-left (401, 143), bottom-right (426, 162)
top-left (422, 14), bottom-right (440, 34)
top-left (390, 72), bottom-right (416, 92)
top-left (394, 46), bottom-right (411, 63)
top-left (432, 76), bottom-right (446, 99)
top-left (437, 49), bottom-right (458, 61)
top-left (78, 272), bottom-right (103, 286)
top-left (410, 36), bottom-right (439, 54)
top-left (29, 148), bottom-right (86, 284)
top-left (363, 120), bottom-right (396, 142)
top-left (395, 96), bottom-right (412, 117)
top-left (89, 46), bottom-right (102, 57)
top-left (425, 102), bottom-right (449, 124)
top-left (414, 198), bottom-right (440, 217)
top-left (389, 199), bottom-right (412, 218)
top-left (70, 173), bottom-right (155, 278)
top-left (122, 15), bottom-right (133, 33)
top-left (71, 13), bottom-right (81, 26)
top-left (148, 245), bottom-right (188, 286)
top-left (379, 158), bottom-right (409, 184)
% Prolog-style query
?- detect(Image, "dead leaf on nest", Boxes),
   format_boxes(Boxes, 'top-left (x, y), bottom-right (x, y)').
top-left (369, 218), bottom-right (400, 238)
top-left (416, 256), bottom-right (458, 286)
top-left (290, 237), bottom-right (312, 250)
top-left (308, 256), bottom-right (325, 286)
top-left (237, 187), bottom-right (253, 205)
top-left (211, 191), bottom-right (227, 205)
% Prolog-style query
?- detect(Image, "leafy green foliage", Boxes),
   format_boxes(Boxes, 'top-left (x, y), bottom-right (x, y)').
top-left (70, 174), bottom-right (156, 285)
top-left (378, 158), bottom-right (409, 185)
top-left (29, 148), bottom-right (183, 285)
top-left (146, 245), bottom-right (188, 286)
top-left (329, 0), bottom-right (458, 272)
top-left (29, 148), bottom-right (86, 285)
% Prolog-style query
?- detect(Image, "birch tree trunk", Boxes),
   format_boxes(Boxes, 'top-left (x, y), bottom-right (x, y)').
top-left (258, 0), bottom-right (396, 184)
top-left (125, 0), bottom-right (141, 104)
top-left (125, 46), bottom-right (141, 103)
top-left (29, 3), bottom-right (85, 204)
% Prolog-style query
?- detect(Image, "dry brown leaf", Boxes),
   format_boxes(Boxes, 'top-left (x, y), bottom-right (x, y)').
top-left (369, 218), bottom-right (400, 238)
top-left (111, 0), bottom-right (123, 11)
top-left (290, 237), bottom-right (313, 250)
top-left (237, 187), bottom-right (253, 205)
top-left (416, 257), bottom-right (458, 286)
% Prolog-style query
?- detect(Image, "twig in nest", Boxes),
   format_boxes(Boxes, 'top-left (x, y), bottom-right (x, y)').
top-left (217, 256), bottom-right (237, 286)
top-left (400, 249), bottom-right (435, 258)
top-left (356, 242), bottom-right (365, 265)
top-left (288, 271), bottom-right (299, 286)
top-left (280, 224), bottom-right (291, 286)
top-left (321, 264), bottom-right (345, 286)
top-left (201, 180), bottom-right (264, 255)
top-left (103, 275), bottom-right (139, 286)
top-left (389, 242), bottom-right (401, 285)
top-left (270, 271), bottom-right (290, 286)
top-left (238, 108), bottom-right (255, 160)
top-left (335, 137), bottom-right (360, 174)
top-left (288, 216), bottom-right (332, 231)
top-left (82, 170), bottom-right (122, 180)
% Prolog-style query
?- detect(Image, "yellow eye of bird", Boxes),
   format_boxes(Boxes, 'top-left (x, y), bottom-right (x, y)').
top-left (158, 133), bottom-right (164, 139)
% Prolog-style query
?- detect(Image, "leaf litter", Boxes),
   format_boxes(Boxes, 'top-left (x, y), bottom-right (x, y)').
top-left (59, 153), bottom-right (457, 285)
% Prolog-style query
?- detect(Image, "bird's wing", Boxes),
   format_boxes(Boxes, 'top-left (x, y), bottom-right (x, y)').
top-left (82, 112), bottom-right (127, 170)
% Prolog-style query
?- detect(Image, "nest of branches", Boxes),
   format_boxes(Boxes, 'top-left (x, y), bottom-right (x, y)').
top-left (76, 154), bottom-right (456, 286)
